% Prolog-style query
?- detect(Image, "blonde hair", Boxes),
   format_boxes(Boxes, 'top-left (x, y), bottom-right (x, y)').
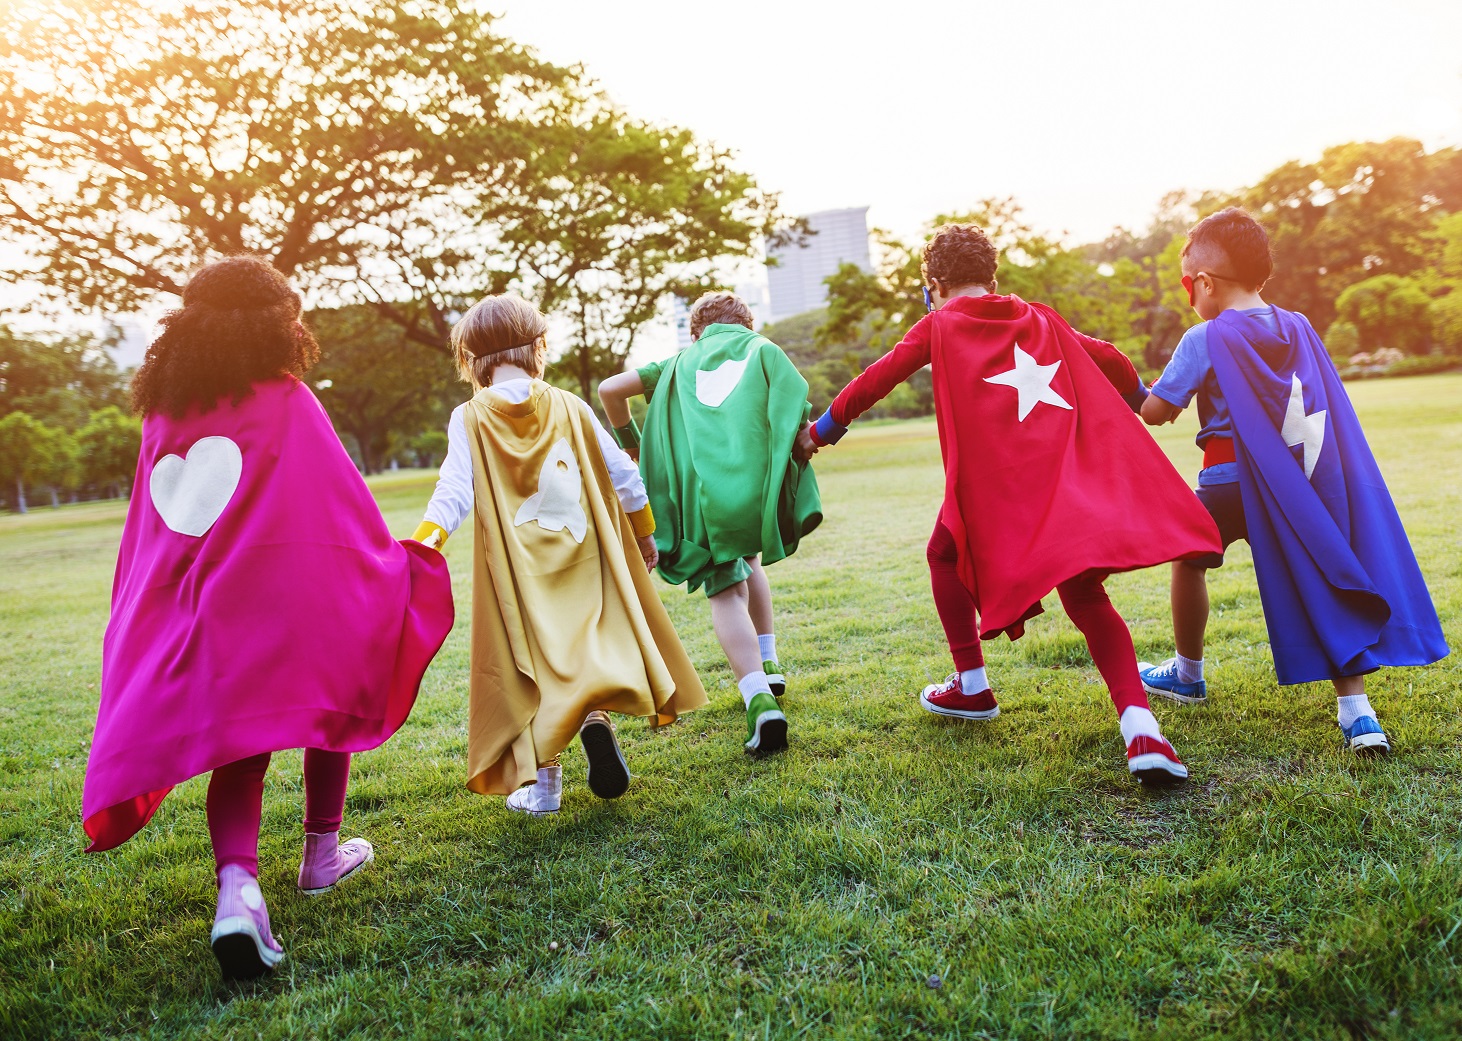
top-left (452, 293), bottom-right (549, 387)
top-left (688, 291), bottom-right (755, 341)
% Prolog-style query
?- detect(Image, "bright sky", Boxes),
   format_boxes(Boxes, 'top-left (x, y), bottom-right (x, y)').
top-left (497, 0), bottom-right (1462, 245)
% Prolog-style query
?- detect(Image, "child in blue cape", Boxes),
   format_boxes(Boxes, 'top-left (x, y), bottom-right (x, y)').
top-left (1138, 208), bottom-right (1448, 753)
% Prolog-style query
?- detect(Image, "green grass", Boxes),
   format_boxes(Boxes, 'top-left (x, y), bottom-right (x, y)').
top-left (3, 375), bottom-right (1460, 1040)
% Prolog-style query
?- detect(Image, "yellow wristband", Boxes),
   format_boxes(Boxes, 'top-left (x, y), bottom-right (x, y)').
top-left (412, 520), bottom-right (449, 550)
top-left (628, 504), bottom-right (655, 538)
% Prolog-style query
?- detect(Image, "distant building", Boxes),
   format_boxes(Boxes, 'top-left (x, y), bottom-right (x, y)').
top-left (765, 206), bottom-right (872, 322)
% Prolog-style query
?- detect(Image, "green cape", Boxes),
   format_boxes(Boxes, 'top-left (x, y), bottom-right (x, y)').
top-left (638, 324), bottom-right (821, 590)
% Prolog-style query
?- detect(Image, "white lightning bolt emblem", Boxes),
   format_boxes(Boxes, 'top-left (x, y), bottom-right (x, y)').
top-left (1280, 374), bottom-right (1326, 479)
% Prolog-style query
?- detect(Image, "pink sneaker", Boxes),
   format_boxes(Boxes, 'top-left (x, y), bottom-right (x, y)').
top-left (1126, 735), bottom-right (1189, 786)
top-left (919, 674), bottom-right (999, 720)
top-left (297, 831), bottom-right (375, 896)
top-left (211, 864), bottom-right (284, 979)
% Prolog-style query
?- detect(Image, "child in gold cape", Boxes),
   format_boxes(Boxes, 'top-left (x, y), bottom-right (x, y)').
top-left (415, 294), bottom-right (707, 814)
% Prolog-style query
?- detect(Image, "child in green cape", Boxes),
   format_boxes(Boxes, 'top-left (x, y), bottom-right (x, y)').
top-left (599, 292), bottom-right (821, 754)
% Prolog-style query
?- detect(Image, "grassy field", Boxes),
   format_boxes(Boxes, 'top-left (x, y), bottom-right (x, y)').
top-left (2, 374), bottom-right (1460, 1040)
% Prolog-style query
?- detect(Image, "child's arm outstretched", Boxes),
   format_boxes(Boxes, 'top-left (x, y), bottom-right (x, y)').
top-left (578, 392), bottom-right (657, 571)
top-left (413, 405), bottom-right (473, 550)
top-left (597, 371), bottom-right (645, 462)
top-left (797, 318), bottom-right (934, 459)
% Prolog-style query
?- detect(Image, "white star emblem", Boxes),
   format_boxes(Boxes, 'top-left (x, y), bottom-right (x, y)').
top-left (1280, 373), bottom-right (1326, 479)
top-left (983, 343), bottom-right (1073, 422)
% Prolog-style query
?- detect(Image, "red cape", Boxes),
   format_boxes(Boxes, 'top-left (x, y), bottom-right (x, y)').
top-left (929, 295), bottom-right (1220, 638)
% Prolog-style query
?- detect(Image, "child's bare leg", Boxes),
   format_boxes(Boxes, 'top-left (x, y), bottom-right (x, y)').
top-left (1172, 560), bottom-right (1210, 661)
top-left (712, 578), bottom-right (786, 753)
top-left (1334, 672), bottom-right (1388, 752)
top-left (709, 580), bottom-right (763, 681)
top-left (745, 556), bottom-right (775, 636)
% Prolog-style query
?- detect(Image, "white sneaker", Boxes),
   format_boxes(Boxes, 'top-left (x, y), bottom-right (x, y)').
top-left (506, 764), bottom-right (562, 815)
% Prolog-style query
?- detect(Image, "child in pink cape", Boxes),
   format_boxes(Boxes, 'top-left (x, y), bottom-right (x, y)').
top-left (81, 257), bottom-right (454, 980)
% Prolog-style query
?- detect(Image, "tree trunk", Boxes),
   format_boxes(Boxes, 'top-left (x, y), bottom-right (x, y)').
top-left (15, 478), bottom-right (26, 514)
top-left (49, 486), bottom-right (59, 508)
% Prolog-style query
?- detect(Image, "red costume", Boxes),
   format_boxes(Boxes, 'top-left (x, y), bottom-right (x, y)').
top-left (812, 294), bottom-right (1220, 716)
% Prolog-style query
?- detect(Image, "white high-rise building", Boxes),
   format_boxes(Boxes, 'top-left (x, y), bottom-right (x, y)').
top-left (765, 206), bottom-right (872, 322)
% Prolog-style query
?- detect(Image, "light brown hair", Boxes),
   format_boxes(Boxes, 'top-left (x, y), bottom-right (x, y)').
top-left (452, 293), bottom-right (550, 387)
top-left (922, 223), bottom-right (999, 290)
top-left (688, 291), bottom-right (755, 341)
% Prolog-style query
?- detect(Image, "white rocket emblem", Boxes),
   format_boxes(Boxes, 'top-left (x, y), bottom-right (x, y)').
top-left (695, 356), bottom-right (750, 408)
top-left (514, 438), bottom-right (588, 543)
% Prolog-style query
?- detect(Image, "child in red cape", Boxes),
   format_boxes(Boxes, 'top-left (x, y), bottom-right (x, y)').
top-left (83, 257), bottom-right (454, 979)
top-left (799, 223), bottom-right (1221, 785)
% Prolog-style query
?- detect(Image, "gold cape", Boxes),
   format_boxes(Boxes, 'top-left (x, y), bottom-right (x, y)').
top-left (463, 381), bottom-right (707, 795)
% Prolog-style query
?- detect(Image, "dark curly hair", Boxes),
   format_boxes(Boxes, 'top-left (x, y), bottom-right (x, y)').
top-left (922, 223), bottom-right (999, 290)
top-left (130, 256), bottom-right (321, 418)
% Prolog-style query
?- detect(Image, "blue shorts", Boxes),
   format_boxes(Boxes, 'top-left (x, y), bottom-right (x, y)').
top-left (1194, 481), bottom-right (1246, 569)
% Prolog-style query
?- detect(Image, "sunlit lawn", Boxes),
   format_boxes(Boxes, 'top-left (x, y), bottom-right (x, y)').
top-left (2, 375), bottom-right (1460, 1039)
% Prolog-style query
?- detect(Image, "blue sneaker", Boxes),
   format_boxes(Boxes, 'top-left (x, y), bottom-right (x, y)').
top-left (1137, 658), bottom-right (1208, 705)
top-left (1340, 715), bottom-right (1391, 756)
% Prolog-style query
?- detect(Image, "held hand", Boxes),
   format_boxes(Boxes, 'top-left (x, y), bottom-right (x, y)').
top-left (626, 445), bottom-right (640, 464)
top-left (637, 534), bottom-right (659, 572)
top-left (794, 423), bottom-right (820, 463)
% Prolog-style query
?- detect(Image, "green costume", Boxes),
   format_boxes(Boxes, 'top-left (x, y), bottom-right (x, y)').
top-left (636, 323), bottom-right (822, 596)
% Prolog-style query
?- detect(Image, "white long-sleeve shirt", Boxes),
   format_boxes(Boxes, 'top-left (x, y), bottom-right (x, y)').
top-left (421, 378), bottom-right (647, 537)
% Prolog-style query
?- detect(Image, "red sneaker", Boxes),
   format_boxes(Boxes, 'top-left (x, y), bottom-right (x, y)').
top-left (1126, 735), bottom-right (1189, 786)
top-left (920, 674), bottom-right (999, 720)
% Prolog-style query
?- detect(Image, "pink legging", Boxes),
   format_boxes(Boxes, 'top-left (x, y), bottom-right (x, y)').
top-left (927, 516), bottom-right (1149, 717)
top-left (206, 748), bottom-right (352, 876)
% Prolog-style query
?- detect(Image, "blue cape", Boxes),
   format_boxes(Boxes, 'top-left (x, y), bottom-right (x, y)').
top-left (1206, 307), bottom-right (1448, 684)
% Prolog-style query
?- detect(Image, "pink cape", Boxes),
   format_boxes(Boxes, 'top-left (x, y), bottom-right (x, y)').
top-left (82, 377), bottom-right (454, 852)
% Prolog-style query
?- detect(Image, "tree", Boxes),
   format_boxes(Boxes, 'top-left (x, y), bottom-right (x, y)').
top-left (1, 0), bottom-right (781, 388)
top-left (34, 425), bottom-right (80, 507)
top-left (76, 407), bottom-right (142, 498)
top-left (1333, 274), bottom-right (1434, 354)
top-left (308, 305), bottom-right (461, 474)
top-left (0, 326), bottom-right (128, 430)
top-left (0, 411), bottom-right (48, 512)
top-left (1234, 139), bottom-right (1462, 329)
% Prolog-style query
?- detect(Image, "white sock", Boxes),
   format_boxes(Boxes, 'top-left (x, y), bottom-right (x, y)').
top-left (1176, 654), bottom-right (1204, 684)
top-left (757, 634), bottom-right (778, 664)
top-left (737, 671), bottom-right (772, 709)
top-left (1336, 694), bottom-right (1376, 728)
top-left (1119, 706), bottom-right (1163, 744)
top-left (959, 666), bottom-right (989, 694)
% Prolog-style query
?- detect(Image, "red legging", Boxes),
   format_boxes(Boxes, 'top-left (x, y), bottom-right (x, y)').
top-left (927, 516), bottom-right (1149, 717)
top-left (206, 748), bottom-right (352, 876)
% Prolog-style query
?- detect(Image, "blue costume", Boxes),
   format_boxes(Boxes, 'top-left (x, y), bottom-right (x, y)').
top-left (1205, 307), bottom-right (1448, 684)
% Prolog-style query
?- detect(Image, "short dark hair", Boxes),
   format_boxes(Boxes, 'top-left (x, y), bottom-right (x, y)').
top-left (131, 256), bottom-right (319, 418)
top-left (922, 223), bottom-right (999, 290)
top-left (688, 291), bottom-right (754, 340)
top-left (1182, 207), bottom-right (1273, 289)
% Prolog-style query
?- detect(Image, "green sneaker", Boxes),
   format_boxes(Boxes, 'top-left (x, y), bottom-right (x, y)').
top-left (744, 691), bottom-right (787, 754)
top-left (762, 660), bottom-right (786, 699)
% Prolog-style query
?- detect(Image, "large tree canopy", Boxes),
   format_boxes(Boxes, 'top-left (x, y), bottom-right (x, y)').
top-left (0, 0), bottom-right (779, 397)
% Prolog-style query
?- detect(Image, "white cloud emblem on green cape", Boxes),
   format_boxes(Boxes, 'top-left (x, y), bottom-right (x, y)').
top-left (695, 356), bottom-right (750, 408)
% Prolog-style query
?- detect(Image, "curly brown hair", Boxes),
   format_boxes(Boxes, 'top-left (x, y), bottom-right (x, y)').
top-left (130, 256), bottom-right (321, 418)
top-left (688, 291), bottom-right (755, 340)
top-left (922, 223), bottom-right (999, 290)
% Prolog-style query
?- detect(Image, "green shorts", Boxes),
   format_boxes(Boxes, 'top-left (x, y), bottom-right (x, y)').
top-left (697, 557), bottom-right (754, 599)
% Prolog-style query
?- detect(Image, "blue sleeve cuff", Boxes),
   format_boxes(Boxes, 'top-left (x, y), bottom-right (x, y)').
top-left (813, 409), bottom-right (849, 446)
top-left (1122, 383), bottom-right (1150, 413)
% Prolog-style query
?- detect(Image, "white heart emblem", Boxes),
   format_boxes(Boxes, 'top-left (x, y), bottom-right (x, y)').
top-left (695, 356), bottom-right (750, 408)
top-left (149, 436), bottom-right (243, 537)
